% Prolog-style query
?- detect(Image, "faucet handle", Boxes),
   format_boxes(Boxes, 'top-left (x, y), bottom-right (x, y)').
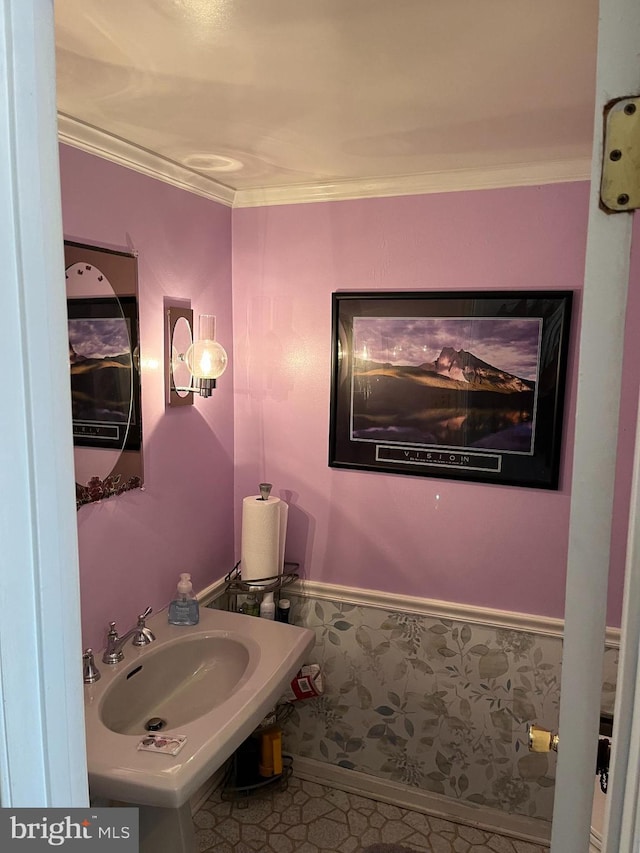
top-left (103, 622), bottom-right (125, 664)
top-left (138, 606), bottom-right (152, 623)
top-left (132, 607), bottom-right (155, 647)
top-left (83, 648), bottom-right (101, 684)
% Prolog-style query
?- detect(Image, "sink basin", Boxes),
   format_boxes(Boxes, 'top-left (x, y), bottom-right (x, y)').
top-left (84, 605), bottom-right (315, 809)
top-left (101, 635), bottom-right (251, 734)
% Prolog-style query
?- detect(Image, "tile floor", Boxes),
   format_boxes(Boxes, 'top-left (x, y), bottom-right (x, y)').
top-left (193, 774), bottom-right (550, 853)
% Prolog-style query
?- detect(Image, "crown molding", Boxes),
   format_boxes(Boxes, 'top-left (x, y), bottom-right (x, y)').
top-left (58, 112), bottom-right (591, 209)
top-left (57, 113), bottom-right (236, 207)
top-left (233, 157), bottom-right (593, 208)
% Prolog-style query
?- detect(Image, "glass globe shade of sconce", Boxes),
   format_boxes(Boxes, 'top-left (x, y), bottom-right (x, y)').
top-left (185, 314), bottom-right (228, 397)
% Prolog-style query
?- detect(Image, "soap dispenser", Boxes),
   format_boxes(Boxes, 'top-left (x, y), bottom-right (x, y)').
top-left (168, 573), bottom-right (199, 626)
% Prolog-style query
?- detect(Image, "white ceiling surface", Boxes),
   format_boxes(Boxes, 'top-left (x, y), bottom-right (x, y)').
top-left (54, 0), bottom-right (598, 207)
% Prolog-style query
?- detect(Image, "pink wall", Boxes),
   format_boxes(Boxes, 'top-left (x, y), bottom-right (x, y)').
top-left (232, 183), bottom-right (636, 627)
top-left (59, 145), bottom-right (638, 645)
top-left (60, 145), bottom-right (235, 651)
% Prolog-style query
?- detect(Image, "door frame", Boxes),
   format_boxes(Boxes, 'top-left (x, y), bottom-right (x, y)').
top-left (551, 1), bottom-right (640, 851)
top-left (3, 0), bottom-right (640, 837)
top-left (0, 0), bottom-right (88, 806)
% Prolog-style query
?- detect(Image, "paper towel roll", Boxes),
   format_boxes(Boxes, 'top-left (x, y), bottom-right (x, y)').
top-left (279, 500), bottom-right (289, 574)
top-left (241, 495), bottom-right (288, 582)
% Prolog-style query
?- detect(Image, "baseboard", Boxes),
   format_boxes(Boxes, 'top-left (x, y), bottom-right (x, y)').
top-left (292, 756), bottom-right (551, 847)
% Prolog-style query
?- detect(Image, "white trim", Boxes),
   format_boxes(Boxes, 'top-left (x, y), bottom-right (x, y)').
top-left (200, 575), bottom-right (622, 646)
top-left (607, 336), bottom-right (640, 847)
top-left (0, 0), bottom-right (87, 805)
top-left (196, 575), bottom-right (229, 606)
top-left (552, 1), bottom-right (640, 851)
top-left (292, 756), bottom-right (551, 847)
top-left (57, 112), bottom-right (591, 208)
top-left (233, 158), bottom-right (592, 208)
top-left (57, 113), bottom-right (236, 207)
top-left (288, 578), bottom-right (621, 646)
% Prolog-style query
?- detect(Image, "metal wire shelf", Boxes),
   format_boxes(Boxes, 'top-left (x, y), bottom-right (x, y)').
top-left (220, 704), bottom-right (295, 804)
top-left (220, 754), bottom-right (293, 805)
top-left (223, 560), bottom-right (300, 606)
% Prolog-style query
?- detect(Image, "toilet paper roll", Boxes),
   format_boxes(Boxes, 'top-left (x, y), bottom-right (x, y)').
top-left (241, 495), bottom-right (288, 582)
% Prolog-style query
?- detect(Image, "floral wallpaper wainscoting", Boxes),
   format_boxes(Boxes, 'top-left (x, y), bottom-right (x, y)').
top-left (282, 594), bottom-right (617, 829)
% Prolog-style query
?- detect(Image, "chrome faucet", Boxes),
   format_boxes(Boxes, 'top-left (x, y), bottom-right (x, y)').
top-left (102, 606), bottom-right (156, 664)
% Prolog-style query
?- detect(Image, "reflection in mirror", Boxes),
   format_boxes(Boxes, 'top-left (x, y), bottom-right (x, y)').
top-left (64, 241), bottom-right (143, 508)
top-left (172, 315), bottom-right (193, 398)
top-left (165, 304), bottom-right (194, 407)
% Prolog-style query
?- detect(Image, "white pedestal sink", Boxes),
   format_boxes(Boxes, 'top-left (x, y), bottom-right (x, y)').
top-left (84, 606), bottom-right (315, 853)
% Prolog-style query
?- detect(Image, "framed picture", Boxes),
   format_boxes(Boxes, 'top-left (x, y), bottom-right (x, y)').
top-left (329, 290), bottom-right (573, 489)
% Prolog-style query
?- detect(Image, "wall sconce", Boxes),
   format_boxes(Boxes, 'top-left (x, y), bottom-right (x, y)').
top-left (165, 305), bottom-right (228, 406)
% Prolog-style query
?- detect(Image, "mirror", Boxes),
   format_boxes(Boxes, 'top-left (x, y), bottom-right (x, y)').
top-left (64, 241), bottom-right (143, 508)
top-left (172, 316), bottom-right (193, 397)
top-left (165, 306), bottom-right (194, 406)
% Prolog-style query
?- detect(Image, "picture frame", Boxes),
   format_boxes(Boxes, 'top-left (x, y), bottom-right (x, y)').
top-left (329, 290), bottom-right (573, 489)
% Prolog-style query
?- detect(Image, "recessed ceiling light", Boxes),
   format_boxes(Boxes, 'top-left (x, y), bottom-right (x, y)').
top-left (182, 154), bottom-right (243, 172)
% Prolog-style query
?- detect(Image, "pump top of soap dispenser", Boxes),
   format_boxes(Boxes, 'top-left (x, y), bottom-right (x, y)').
top-left (177, 573), bottom-right (193, 595)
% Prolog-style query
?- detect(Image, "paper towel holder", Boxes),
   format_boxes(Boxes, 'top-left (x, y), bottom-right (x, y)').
top-left (165, 305), bottom-right (228, 406)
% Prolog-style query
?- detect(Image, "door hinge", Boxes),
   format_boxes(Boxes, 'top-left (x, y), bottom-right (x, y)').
top-left (601, 96), bottom-right (640, 212)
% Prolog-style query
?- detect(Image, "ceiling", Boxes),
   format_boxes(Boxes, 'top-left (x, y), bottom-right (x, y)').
top-left (54, 0), bottom-right (598, 207)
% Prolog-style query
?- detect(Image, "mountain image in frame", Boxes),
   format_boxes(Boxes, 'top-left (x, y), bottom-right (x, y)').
top-left (350, 316), bottom-right (542, 453)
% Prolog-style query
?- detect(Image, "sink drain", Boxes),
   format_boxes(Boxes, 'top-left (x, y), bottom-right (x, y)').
top-left (145, 717), bottom-right (166, 732)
